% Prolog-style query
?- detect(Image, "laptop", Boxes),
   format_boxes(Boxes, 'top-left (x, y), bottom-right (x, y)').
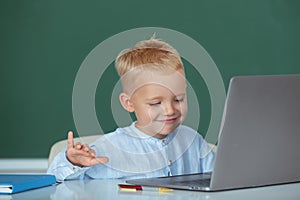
top-left (127, 74), bottom-right (300, 191)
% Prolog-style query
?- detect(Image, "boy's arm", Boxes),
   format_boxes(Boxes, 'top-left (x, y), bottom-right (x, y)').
top-left (47, 150), bottom-right (91, 181)
top-left (199, 139), bottom-right (216, 173)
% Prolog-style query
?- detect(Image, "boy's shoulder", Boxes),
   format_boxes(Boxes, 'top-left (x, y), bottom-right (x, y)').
top-left (176, 125), bottom-right (204, 138)
top-left (176, 124), bottom-right (197, 132)
top-left (175, 125), bottom-right (205, 145)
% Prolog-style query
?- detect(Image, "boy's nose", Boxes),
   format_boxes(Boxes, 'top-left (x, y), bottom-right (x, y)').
top-left (163, 103), bottom-right (176, 116)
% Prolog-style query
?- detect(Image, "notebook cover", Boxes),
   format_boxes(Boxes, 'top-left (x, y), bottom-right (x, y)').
top-left (0, 174), bottom-right (56, 194)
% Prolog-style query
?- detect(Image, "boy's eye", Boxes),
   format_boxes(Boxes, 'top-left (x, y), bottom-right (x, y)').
top-left (149, 102), bottom-right (161, 106)
top-left (175, 98), bottom-right (184, 102)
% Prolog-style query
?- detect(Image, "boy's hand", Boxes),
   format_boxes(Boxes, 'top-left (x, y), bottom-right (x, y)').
top-left (66, 131), bottom-right (109, 167)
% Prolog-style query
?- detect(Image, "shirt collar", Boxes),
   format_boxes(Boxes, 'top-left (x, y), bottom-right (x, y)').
top-left (124, 122), bottom-right (177, 145)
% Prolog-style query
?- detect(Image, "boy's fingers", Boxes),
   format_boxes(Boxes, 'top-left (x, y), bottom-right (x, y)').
top-left (75, 142), bottom-right (82, 150)
top-left (68, 151), bottom-right (109, 166)
top-left (67, 131), bottom-right (74, 149)
top-left (82, 144), bottom-right (90, 152)
top-left (69, 148), bottom-right (92, 158)
top-left (94, 156), bottom-right (109, 164)
top-left (90, 149), bottom-right (96, 157)
top-left (66, 131), bottom-right (108, 166)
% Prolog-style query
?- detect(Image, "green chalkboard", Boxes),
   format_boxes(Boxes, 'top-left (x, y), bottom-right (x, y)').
top-left (1, 0), bottom-right (299, 158)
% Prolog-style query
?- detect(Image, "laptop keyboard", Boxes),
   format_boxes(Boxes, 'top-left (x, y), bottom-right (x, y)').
top-left (174, 178), bottom-right (211, 187)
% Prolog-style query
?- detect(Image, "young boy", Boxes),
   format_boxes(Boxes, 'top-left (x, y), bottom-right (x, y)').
top-left (47, 38), bottom-right (215, 181)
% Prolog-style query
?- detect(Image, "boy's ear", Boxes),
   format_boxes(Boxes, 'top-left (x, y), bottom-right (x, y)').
top-left (119, 93), bottom-right (135, 112)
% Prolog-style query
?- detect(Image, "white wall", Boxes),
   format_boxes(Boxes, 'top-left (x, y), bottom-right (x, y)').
top-left (0, 159), bottom-right (48, 174)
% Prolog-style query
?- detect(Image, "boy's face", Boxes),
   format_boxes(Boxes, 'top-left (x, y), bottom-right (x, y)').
top-left (122, 69), bottom-right (187, 139)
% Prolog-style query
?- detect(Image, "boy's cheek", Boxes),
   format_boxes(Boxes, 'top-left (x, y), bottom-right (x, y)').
top-left (146, 107), bottom-right (161, 117)
top-left (179, 101), bottom-right (188, 112)
top-left (180, 104), bottom-right (188, 120)
top-left (137, 108), bottom-right (158, 125)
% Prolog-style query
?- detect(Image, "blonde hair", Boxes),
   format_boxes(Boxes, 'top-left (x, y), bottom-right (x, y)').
top-left (115, 38), bottom-right (184, 77)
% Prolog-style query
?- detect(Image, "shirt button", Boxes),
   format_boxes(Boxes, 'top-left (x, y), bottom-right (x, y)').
top-left (162, 140), bottom-right (167, 145)
top-left (168, 160), bottom-right (172, 166)
top-left (73, 167), bottom-right (78, 172)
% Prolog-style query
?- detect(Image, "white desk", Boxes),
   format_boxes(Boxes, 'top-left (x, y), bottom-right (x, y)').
top-left (6, 179), bottom-right (300, 200)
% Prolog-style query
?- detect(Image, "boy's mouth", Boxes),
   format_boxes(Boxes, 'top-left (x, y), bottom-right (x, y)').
top-left (157, 117), bottom-right (178, 124)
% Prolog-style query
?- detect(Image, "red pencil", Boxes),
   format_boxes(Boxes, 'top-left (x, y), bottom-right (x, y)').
top-left (118, 184), bottom-right (143, 191)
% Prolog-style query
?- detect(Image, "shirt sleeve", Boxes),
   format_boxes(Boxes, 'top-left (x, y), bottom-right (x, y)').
top-left (47, 150), bottom-right (91, 182)
top-left (199, 139), bottom-right (216, 172)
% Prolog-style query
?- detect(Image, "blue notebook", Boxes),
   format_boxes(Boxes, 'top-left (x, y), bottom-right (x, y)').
top-left (0, 174), bottom-right (56, 194)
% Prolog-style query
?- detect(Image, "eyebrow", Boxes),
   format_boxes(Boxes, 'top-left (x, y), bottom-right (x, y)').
top-left (145, 96), bottom-right (162, 101)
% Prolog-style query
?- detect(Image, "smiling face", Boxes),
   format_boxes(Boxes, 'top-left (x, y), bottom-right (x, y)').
top-left (119, 69), bottom-right (187, 139)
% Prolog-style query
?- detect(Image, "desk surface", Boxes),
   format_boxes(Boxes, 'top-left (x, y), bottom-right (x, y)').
top-left (6, 179), bottom-right (300, 200)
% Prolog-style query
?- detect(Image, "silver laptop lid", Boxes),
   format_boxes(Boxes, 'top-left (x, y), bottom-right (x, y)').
top-left (211, 74), bottom-right (300, 190)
